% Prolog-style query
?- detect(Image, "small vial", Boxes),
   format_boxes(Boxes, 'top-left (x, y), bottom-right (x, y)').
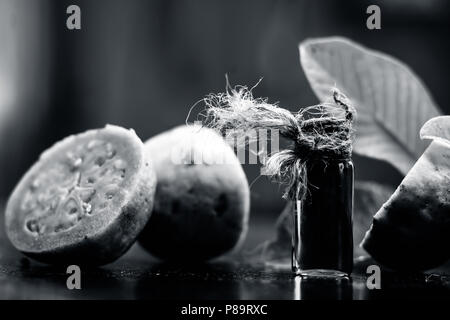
top-left (292, 158), bottom-right (354, 277)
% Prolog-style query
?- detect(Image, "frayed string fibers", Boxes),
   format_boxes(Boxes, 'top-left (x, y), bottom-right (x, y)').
top-left (198, 81), bottom-right (356, 201)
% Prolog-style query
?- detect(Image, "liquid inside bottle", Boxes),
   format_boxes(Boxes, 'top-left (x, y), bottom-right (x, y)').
top-left (292, 159), bottom-right (354, 277)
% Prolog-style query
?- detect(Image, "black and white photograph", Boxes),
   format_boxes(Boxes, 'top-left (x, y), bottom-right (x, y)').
top-left (0, 0), bottom-right (450, 307)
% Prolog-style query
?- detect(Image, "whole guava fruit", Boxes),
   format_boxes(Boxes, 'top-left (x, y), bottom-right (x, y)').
top-left (139, 125), bottom-right (250, 262)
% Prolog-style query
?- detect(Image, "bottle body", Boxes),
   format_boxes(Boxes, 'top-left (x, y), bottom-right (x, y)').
top-left (292, 159), bottom-right (354, 277)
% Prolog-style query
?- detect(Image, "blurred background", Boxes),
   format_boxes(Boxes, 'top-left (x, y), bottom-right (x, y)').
top-left (1, 0), bottom-right (449, 223)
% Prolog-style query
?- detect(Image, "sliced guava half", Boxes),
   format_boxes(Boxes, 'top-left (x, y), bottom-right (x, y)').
top-left (5, 125), bottom-right (157, 266)
top-left (361, 116), bottom-right (450, 270)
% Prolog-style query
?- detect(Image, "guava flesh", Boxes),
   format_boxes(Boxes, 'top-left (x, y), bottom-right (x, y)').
top-left (5, 125), bottom-right (157, 265)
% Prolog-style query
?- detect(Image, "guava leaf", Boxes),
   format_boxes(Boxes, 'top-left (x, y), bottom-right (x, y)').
top-left (300, 37), bottom-right (441, 175)
top-left (420, 116), bottom-right (450, 146)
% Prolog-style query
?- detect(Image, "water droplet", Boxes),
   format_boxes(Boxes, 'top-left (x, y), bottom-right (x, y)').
top-left (30, 179), bottom-right (40, 191)
top-left (87, 140), bottom-right (102, 150)
top-left (114, 159), bottom-right (126, 170)
top-left (73, 158), bottom-right (82, 168)
top-left (67, 152), bottom-right (82, 171)
top-left (106, 143), bottom-right (116, 159)
top-left (82, 202), bottom-right (92, 214)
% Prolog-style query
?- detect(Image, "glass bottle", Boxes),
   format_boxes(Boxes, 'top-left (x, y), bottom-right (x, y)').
top-left (292, 158), bottom-right (354, 277)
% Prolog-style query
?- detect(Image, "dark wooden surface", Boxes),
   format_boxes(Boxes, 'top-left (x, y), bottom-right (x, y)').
top-left (1, 205), bottom-right (450, 300)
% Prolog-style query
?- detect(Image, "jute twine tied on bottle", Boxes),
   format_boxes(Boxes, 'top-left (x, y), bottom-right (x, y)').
top-left (199, 82), bottom-right (356, 201)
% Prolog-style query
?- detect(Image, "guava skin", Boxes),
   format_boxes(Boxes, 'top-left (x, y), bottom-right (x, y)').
top-left (5, 125), bottom-right (157, 266)
top-left (139, 125), bottom-right (250, 262)
top-left (362, 208), bottom-right (450, 271)
top-left (361, 141), bottom-right (450, 271)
